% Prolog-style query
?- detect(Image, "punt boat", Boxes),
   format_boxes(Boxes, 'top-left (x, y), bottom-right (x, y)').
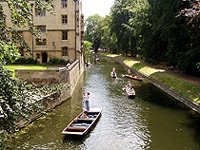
top-left (62, 108), bottom-right (102, 136)
top-left (123, 86), bottom-right (136, 99)
top-left (122, 74), bottom-right (143, 81)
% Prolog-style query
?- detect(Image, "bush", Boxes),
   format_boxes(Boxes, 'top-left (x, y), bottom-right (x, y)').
top-left (0, 131), bottom-right (8, 150)
top-left (13, 57), bottom-right (37, 64)
top-left (0, 66), bottom-right (27, 133)
top-left (48, 57), bottom-right (69, 65)
top-left (0, 66), bottom-right (66, 133)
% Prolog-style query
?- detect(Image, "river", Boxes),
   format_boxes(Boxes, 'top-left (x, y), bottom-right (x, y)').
top-left (8, 58), bottom-right (200, 150)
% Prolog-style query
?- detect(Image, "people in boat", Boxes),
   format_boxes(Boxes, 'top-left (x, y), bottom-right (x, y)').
top-left (80, 111), bottom-right (89, 119)
top-left (111, 67), bottom-right (117, 77)
top-left (95, 57), bottom-right (100, 61)
top-left (83, 92), bottom-right (90, 111)
top-left (95, 54), bottom-right (100, 61)
top-left (126, 68), bottom-right (140, 79)
top-left (131, 74), bottom-right (139, 79)
top-left (126, 82), bottom-right (134, 90)
top-left (128, 68), bottom-right (131, 74)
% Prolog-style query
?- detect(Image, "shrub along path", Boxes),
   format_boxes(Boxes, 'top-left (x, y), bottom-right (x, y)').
top-left (104, 53), bottom-right (200, 112)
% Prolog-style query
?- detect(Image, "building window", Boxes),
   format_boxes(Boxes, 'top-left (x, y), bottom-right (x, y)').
top-left (62, 15), bottom-right (68, 24)
top-left (61, 0), bottom-right (67, 8)
top-left (36, 38), bottom-right (46, 45)
top-left (62, 47), bottom-right (68, 56)
top-left (62, 31), bottom-right (68, 40)
top-left (36, 53), bottom-right (40, 59)
top-left (37, 25), bottom-right (46, 32)
top-left (35, 8), bottom-right (46, 16)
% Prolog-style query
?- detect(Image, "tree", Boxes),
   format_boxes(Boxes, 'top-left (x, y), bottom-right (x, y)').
top-left (84, 14), bottom-right (103, 52)
top-left (179, 1), bottom-right (200, 73)
top-left (126, 0), bottom-right (149, 55)
top-left (179, 1), bottom-right (200, 28)
top-left (100, 15), bottom-right (118, 53)
top-left (83, 41), bottom-right (92, 64)
top-left (110, 0), bottom-right (138, 55)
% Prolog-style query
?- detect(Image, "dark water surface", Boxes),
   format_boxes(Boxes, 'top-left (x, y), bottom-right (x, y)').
top-left (8, 58), bottom-right (200, 150)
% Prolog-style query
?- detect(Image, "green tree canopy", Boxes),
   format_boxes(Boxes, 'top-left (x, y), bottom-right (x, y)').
top-left (110, 0), bottom-right (131, 55)
top-left (100, 15), bottom-right (118, 53)
top-left (83, 41), bottom-right (92, 63)
top-left (84, 14), bottom-right (103, 52)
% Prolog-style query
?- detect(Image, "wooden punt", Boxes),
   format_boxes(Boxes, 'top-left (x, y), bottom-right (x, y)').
top-left (62, 108), bottom-right (102, 136)
top-left (122, 74), bottom-right (143, 81)
top-left (123, 86), bottom-right (136, 99)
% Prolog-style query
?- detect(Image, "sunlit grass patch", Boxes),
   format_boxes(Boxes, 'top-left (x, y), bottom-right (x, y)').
top-left (194, 97), bottom-right (200, 103)
top-left (5, 65), bottom-right (48, 71)
top-left (106, 54), bottom-right (121, 58)
top-left (139, 67), bottom-right (165, 76)
top-left (4, 65), bottom-right (48, 78)
top-left (123, 59), bottom-right (140, 68)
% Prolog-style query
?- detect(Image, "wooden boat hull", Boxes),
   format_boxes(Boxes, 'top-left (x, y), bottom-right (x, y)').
top-left (111, 76), bottom-right (117, 78)
top-left (128, 94), bottom-right (135, 99)
top-left (62, 108), bottom-right (102, 136)
top-left (123, 74), bottom-right (143, 81)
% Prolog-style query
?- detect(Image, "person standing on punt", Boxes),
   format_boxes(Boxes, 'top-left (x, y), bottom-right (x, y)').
top-left (83, 92), bottom-right (91, 111)
top-left (111, 67), bottom-right (117, 78)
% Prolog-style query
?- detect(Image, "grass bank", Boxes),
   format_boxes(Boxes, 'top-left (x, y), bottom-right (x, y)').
top-left (104, 53), bottom-right (200, 104)
top-left (4, 65), bottom-right (48, 77)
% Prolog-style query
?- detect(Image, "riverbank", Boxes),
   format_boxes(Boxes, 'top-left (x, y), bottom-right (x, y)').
top-left (103, 53), bottom-right (200, 113)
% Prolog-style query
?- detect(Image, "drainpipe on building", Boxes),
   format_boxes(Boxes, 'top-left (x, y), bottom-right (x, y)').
top-left (30, 1), bottom-right (34, 57)
top-left (73, 0), bottom-right (78, 61)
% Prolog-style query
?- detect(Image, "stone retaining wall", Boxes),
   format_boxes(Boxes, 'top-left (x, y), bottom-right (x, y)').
top-left (15, 67), bottom-right (69, 87)
top-left (15, 60), bottom-right (85, 92)
top-left (67, 60), bottom-right (84, 95)
top-left (147, 75), bottom-right (200, 113)
top-left (15, 59), bottom-right (85, 128)
top-left (16, 86), bottom-right (70, 128)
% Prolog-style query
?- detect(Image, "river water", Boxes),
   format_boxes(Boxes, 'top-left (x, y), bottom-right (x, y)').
top-left (8, 58), bottom-right (200, 150)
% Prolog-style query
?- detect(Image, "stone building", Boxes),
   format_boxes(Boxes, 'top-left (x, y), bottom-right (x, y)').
top-left (1, 0), bottom-right (84, 63)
